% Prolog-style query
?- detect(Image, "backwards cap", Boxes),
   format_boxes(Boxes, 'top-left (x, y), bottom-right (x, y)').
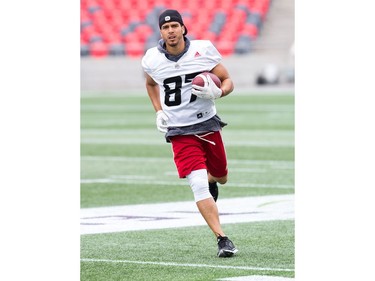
top-left (159, 9), bottom-right (188, 35)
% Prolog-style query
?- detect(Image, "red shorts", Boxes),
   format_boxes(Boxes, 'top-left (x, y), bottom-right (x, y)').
top-left (169, 131), bottom-right (228, 178)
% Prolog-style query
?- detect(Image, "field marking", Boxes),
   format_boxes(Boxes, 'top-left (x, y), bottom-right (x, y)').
top-left (81, 129), bottom-right (294, 147)
top-left (81, 129), bottom-right (293, 135)
top-left (80, 138), bottom-right (294, 147)
top-left (81, 88), bottom-right (294, 98)
top-left (81, 194), bottom-right (294, 235)
top-left (80, 258), bottom-right (294, 273)
top-left (80, 178), bottom-right (293, 189)
top-left (81, 155), bottom-right (294, 166)
top-left (218, 276), bottom-right (294, 280)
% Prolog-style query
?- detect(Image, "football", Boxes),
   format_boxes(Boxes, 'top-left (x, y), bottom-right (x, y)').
top-left (192, 72), bottom-right (221, 88)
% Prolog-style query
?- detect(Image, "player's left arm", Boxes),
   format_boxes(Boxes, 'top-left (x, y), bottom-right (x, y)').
top-left (210, 63), bottom-right (234, 98)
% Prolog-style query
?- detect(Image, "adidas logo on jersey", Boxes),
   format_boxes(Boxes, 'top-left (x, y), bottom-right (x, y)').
top-left (194, 52), bottom-right (201, 57)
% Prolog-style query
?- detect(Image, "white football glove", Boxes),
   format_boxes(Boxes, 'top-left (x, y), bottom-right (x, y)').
top-left (156, 110), bottom-right (169, 133)
top-left (191, 74), bottom-right (223, 100)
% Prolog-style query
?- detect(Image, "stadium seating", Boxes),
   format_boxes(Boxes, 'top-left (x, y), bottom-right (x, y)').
top-left (80, 0), bottom-right (271, 57)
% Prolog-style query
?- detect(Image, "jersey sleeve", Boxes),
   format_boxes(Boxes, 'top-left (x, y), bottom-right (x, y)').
top-left (204, 41), bottom-right (222, 70)
top-left (142, 47), bottom-right (160, 76)
top-left (141, 51), bottom-right (152, 75)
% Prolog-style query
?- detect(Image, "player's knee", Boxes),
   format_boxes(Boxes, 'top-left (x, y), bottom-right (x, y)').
top-left (216, 175), bottom-right (228, 185)
top-left (187, 169), bottom-right (211, 202)
top-left (208, 173), bottom-right (228, 185)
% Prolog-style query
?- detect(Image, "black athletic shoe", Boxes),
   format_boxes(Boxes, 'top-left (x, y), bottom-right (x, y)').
top-left (217, 236), bottom-right (238, 257)
top-left (209, 182), bottom-right (219, 202)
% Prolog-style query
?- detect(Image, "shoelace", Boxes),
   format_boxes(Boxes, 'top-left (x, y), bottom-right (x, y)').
top-left (194, 132), bottom-right (216, 145)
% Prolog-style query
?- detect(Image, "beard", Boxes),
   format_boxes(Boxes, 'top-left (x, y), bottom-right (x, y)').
top-left (168, 41), bottom-right (178, 47)
top-left (166, 37), bottom-right (179, 47)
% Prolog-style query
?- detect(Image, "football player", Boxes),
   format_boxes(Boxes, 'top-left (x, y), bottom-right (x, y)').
top-left (141, 9), bottom-right (238, 257)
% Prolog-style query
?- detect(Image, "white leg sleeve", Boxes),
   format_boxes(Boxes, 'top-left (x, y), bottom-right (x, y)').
top-left (187, 169), bottom-right (211, 202)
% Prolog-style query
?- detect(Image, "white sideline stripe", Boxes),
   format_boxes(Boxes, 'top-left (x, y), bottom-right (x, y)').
top-left (80, 138), bottom-right (294, 147)
top-left (81, 129), bottom-right (293, 135)
top-left (81, 156), bottom-right (294, 166)
top-left (80, 178), bottom-right (293, 189)
top-left (81, 89), bottom-right (294, 98)
top-left (218, 275), bottom-right (294, 281)
top-left (80, 258), bottom-right (294, 272)
top-left (80, 194), bottom-right (294, 234)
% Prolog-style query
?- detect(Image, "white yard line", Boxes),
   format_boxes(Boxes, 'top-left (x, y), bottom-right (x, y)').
top-left (81, 156), bottom-right (294, 166)
top-left (218, 276), bottom-right (294, 280)
top-left (81, 194), bottom-right (294, 235)
top-left (81, 139), bottom-right (294, 147)
top-left (81, 129), bottom-right (294, 147)
top-left (80, 178), bottom-right (293, 189)
top-left (80, 258), bottom-right (294, 273)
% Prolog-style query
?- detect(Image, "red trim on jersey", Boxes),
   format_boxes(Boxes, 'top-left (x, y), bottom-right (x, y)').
top-left (169, 131), bottom-right (228, 178)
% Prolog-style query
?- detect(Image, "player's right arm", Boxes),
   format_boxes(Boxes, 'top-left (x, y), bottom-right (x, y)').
top-left (145, 72), bottom-right (162, 112)
top-left (145, 72), bottom-right (169, 133)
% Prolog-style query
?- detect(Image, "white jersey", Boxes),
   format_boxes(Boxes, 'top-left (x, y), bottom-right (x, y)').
top-left (142, 40), bottom-right (222, 127)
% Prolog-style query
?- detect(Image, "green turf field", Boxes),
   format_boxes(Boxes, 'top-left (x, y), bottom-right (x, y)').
top-left (81, 91), bottom-right (295, 280)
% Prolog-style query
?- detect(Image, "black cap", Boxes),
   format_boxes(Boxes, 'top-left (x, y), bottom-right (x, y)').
top-left (158, 9), bottom-right (188, 35)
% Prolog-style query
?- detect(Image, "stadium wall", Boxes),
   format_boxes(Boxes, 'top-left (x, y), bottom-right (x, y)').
top-left (81, 52), bottom-right (293, 92)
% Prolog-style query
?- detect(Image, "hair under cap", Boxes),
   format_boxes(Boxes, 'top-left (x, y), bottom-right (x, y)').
top-left (159, 9), bottom-right (188, 35)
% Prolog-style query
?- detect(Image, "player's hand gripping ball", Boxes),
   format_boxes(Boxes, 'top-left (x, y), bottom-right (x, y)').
top-left (192, 72), bottom-right (222, 100)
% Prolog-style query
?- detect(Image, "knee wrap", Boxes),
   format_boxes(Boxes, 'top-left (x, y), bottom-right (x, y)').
top-left (187, 169), bottom-right (211, 202)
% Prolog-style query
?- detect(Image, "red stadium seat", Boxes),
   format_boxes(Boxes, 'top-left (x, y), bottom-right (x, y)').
top-left (252, 0), bottom-right (270, 19)
top-left (81, 0), bottom-right (271, 57)
top-left (134, 24), bottom-right (154, 43)
top-left (215, 40), bottom-right (235, 56)
top-left (125, 42), bottom-right (145, 57)
top-left (205, 31), bottom-right (218, 44)
top-left (90, 41), bottom-right (108, 57)
top-left (242, 23), bottom-right (258, 39)
top-left (122, 32), bottom-right (141, 44)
